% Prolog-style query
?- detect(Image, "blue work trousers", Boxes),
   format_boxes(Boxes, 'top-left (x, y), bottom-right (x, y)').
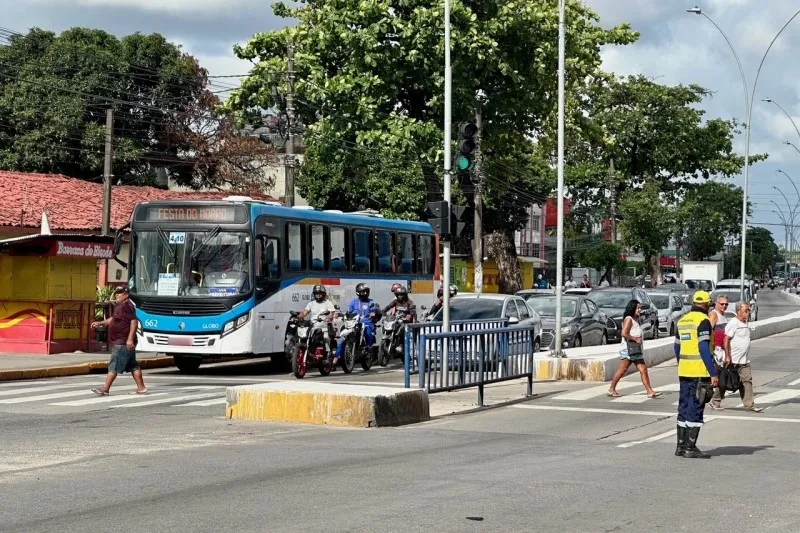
top-left (677, 377), bottom-right (706, 428)
top-left (336, 317), bottom-right (375, 358)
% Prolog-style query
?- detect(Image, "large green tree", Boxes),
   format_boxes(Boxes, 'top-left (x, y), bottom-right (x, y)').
top-left (618, 183), bottom-right (675, 283)
top-left (677, 181), bottom-right (747, 261)
top-left (0, 28), bottom-right (273, 188)
top-left (228, 0), bottom-right (637, 230)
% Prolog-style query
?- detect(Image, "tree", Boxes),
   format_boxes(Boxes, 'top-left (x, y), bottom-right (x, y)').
top-left (582, 242), bottom-right (626, 283)
top-left (746, 227), bottom-right (779, 276)
top-left (561, 75), bottom-right (760, 225)
top-left (677, 182), bottom-right (746, 261)
top-left (618, 183), bottom-right (674, 283)
top-left (0, 28), bottom-right (273, 188)
top-left (228, 0), bottom-right (637, 230)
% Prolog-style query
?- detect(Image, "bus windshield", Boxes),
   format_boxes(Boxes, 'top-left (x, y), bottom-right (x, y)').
top-left (132, 229), bottom-right (251, 297)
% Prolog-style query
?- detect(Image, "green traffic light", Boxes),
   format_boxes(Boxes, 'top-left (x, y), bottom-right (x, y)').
top-left (456, 155), bottom-right (471, 171)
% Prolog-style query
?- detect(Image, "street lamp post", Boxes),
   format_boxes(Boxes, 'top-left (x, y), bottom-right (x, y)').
top-left (554, 0), bottom-right (566, 357)
top-left (784, 140), bottom-right (800, 157)
top-left (687, 5), bottom-right (800, 300)
top-left (442, 0), bottom-right (452, 340)
top-left (772, 205), bottom-right (793, 278)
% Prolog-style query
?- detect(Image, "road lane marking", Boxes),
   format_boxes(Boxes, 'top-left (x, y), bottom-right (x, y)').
top-left (611, 383), bottom-right (681, 404)
top-left (109, 392), bottom-right (223, 409)
top-left (177, 398), bottom-right (227, 407)
top-left (512, 404), bottom-right (675, 417)
top-left (51, 393), bottom-right (170, 406)
top-left (0, 382), bottom-right (97, 397)
top-left (550, 382), bottom-right (640, 401)
top-left (617, 429), bottom-right (677, 448)
top-left (738, 389), bottom-right (800, 407)
top-left (0, 390), bottom-right (95, 404)
top-left (788, 377), bottom-right (800, 386)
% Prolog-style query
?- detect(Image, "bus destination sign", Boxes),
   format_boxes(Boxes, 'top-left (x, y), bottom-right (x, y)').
top-left (140, 205), bottom-right (243, 223)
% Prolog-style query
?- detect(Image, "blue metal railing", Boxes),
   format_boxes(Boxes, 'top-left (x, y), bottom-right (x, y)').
top-left (403, 319), bottom-right (509, 385)
top-left (405, 324), bottom-right (536, 407)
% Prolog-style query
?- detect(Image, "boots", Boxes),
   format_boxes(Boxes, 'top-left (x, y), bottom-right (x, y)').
top-left (674, 425), bottom-right (687, 457)
top-left (682, 426), bottom-right (710, 459)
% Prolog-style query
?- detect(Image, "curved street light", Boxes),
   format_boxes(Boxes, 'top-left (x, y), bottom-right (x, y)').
top-left (688, 5), bottom-right (800, 298)
top-left (763, 97), bottom-right (800, 141)
top-left (784, 140), bottom-right (800, 157)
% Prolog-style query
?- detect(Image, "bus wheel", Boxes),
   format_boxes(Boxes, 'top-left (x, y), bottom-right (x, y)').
top-left (173, 355), bottom-right (202, 374)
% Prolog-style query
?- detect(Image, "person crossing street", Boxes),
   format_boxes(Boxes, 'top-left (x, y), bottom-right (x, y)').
top-left (674, 290), bottom-right (718, 459)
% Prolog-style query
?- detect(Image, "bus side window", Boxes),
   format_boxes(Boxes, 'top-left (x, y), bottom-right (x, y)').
top-left (310, 224), bottom-right (327, 271)
top-left (376, 231), bottom-right (393, 273)
top-left (418, 235), bottom-right (433, 275)
top-left (353, 229), bottom-right (372, 273)
top-left (286, 222), bottom-right (306, 272)
top-left (330, 226), bottom-right (348, 272)
top-left (397, 233), bottom-right (414, 274)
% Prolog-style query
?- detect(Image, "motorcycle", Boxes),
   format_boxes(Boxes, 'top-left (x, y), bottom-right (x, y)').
top-left (338, 310), bottom-right (378, 373)
top-left (378, 308), bottom-right (409, 367)
top-left (287, 310), bottom-right (335, 379)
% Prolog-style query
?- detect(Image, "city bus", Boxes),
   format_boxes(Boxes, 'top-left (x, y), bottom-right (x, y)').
top-left (119, 197), bottom-right (438, 372)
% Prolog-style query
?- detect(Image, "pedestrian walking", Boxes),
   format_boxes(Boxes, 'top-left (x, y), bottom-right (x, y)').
top-left (674, 290), bottom-right (718, 459)
top-left (713, 302), bottom-right (763, 412)
top-left (608, 300), bottom-right (662, 399)
top-left (90, 286), bottom-right (147, 396)
top-left (708, 295), bottom-right (729, 410)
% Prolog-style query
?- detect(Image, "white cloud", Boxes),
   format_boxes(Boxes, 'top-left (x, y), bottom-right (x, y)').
top-left (21, 0), bottom-right (252, 14)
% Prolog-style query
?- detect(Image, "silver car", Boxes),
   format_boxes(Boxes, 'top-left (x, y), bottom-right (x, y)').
top-left (647, 292), bottom-right (686, 336)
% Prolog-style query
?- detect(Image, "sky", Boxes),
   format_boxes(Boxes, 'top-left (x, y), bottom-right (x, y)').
top-left (4, 0), bottom-right (800, 246)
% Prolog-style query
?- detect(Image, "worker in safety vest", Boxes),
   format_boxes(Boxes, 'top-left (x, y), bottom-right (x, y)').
top-left (673, 290), bottom-right (719, 459)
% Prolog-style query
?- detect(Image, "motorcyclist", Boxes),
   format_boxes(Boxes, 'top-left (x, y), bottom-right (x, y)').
top-left (383, 283), bottom-right (417, 323)
top-left (335, 283), bottom-right (380, 362)
top-left (427, 284), bottom-right (458, 319)
top-left (297, 285), bottom-right (337, 353)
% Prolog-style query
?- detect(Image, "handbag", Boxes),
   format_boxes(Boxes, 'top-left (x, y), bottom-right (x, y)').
top-left (718, 365), bottom-right (741, 393)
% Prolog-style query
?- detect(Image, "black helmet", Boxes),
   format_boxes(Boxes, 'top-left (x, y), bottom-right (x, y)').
top-left (355, 283), bottom-right (370, 299)
top-left (312, 284), bottom-right (327, 301)
top-left (450, 284), bottom-right (458, 297)
top-left (394, 285), bottom-right (408, 301)
top-left (437, 287), bottom-right (444, 298)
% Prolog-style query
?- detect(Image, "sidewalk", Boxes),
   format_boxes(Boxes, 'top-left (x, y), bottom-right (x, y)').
top-left (0, 352), bottom-right (174, 381)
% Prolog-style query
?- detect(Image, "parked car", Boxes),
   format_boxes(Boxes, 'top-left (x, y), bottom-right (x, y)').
top-left (711, 288), bottom-right (759, 321)
top-left (585, 287), bottom-right (660, 339)
top-left (516, 288), bottom-right (557, 299)
top-left (563, 288), bottom-right (592, 295)
top-left (646, 291), bottom-right (686, 336)
top-left (432, 294), bottom-right (543, 352)
top-left (526, 294), bottom-right (619, 350)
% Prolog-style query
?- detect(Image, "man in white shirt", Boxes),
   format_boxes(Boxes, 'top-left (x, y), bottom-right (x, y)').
top-left (718, 302), bottom-right (763, 412)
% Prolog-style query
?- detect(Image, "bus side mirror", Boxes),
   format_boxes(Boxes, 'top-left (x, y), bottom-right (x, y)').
top-left (113, 227), bottom-right (128, 268)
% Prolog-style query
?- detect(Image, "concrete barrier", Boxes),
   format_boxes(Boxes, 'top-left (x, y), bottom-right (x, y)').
top-left (225, 381), bottom-right (430, 428)
top-left (535, 304), bottom-right (800, 382)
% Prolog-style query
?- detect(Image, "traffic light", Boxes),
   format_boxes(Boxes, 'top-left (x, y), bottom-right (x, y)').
top-left (427, 200), bottom-right (450, 235)
top-left (451, 203), bottom-right (466, 238)
top-left (455, 122), bottom-right (477, 173)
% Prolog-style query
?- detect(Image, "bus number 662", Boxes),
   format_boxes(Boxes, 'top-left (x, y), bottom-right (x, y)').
top-left (143, 319), bottom-right (158, 328)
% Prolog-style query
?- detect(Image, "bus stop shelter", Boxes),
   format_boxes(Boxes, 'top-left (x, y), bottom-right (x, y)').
top-left (0, 234), bottom-right (115, 354)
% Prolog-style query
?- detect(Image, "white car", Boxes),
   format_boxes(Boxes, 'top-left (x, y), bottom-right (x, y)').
top-left (647, 292), bottom-right (686, 336)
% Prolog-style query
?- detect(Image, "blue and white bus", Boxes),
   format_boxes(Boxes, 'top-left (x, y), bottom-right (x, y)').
top-left (121, 197), bottom-right (438, 372)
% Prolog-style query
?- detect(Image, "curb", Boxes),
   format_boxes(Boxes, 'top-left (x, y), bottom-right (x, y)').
top-left (0, 356), bottom-right (175, 382)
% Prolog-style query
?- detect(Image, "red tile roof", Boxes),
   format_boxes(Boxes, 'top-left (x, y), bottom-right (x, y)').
top-left (0, 171), bottom-right (280, 231)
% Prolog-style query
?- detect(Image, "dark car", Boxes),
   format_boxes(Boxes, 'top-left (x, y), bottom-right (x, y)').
top-left (587, 287), bottom-right (659, 340)
top-left (526, 294), bottom-right (619, 350)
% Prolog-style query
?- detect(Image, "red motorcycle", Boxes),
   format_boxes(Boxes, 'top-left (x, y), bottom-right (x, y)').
top-left (289, 310), bottom-right (335, 379)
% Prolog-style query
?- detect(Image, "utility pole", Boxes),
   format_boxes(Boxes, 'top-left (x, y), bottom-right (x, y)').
top-left (473, 96), bottom-right (484, 293)
top-left (101, 108), bottom-right (114, 236)
top-left (553, 0), bottom-right (566, 357)
top-left (441, 0), bottom-right (453, 341)
top-left (608, 158), bottom-right (618, 285)
top-left (284, 42), bottom-right (296, 207)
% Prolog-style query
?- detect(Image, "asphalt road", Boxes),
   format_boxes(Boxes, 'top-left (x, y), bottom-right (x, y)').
top-left (1, 290), bottom-right (799, 533)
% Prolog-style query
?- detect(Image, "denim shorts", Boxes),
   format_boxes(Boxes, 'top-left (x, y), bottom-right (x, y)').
top-left (109, 345), bottom-right (140, 374)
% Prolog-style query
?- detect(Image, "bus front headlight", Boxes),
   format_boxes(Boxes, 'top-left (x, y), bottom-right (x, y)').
top-left (222, 312), bottom-right (250, 337)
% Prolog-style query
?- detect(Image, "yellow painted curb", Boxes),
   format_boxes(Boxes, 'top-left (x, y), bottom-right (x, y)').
top-left (226, 382), bottom-right (430, 428)
top-left (0, 356), bottom-right (175, 382)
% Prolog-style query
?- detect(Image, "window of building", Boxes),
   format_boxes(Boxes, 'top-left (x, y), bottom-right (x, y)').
top-left (531, 216), bottom-right (540, 232)
top-left (330, 226), bottom-right (347, 272)
top-left (532, 243), bottom-right (541, 258)
top-left (310, 224), bottom-right (326, 271)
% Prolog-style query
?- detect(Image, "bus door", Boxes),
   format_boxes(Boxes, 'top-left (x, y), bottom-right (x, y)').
top-left (254, 216), bottom-right (283, 354)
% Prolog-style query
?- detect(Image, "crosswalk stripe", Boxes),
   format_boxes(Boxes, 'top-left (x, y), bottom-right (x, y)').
top-left (0, 382), bottom-right (97, 397)
top-left (551, 382), bottom-right (640, 401)
top-left (737, 389), bottom-right (800, 407)
top-left (787, 377), bottom-right (800, 386)
top-left (177, 398), bottom-right (227, 407)
top-left (611, 383), bottom-right (681, 404)
top-left (109, 392), bottom-right (223, 409)
top-left (51, 393), bottom-right (169, 406)
top-left (0, 389), bottom-right (94, 404)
